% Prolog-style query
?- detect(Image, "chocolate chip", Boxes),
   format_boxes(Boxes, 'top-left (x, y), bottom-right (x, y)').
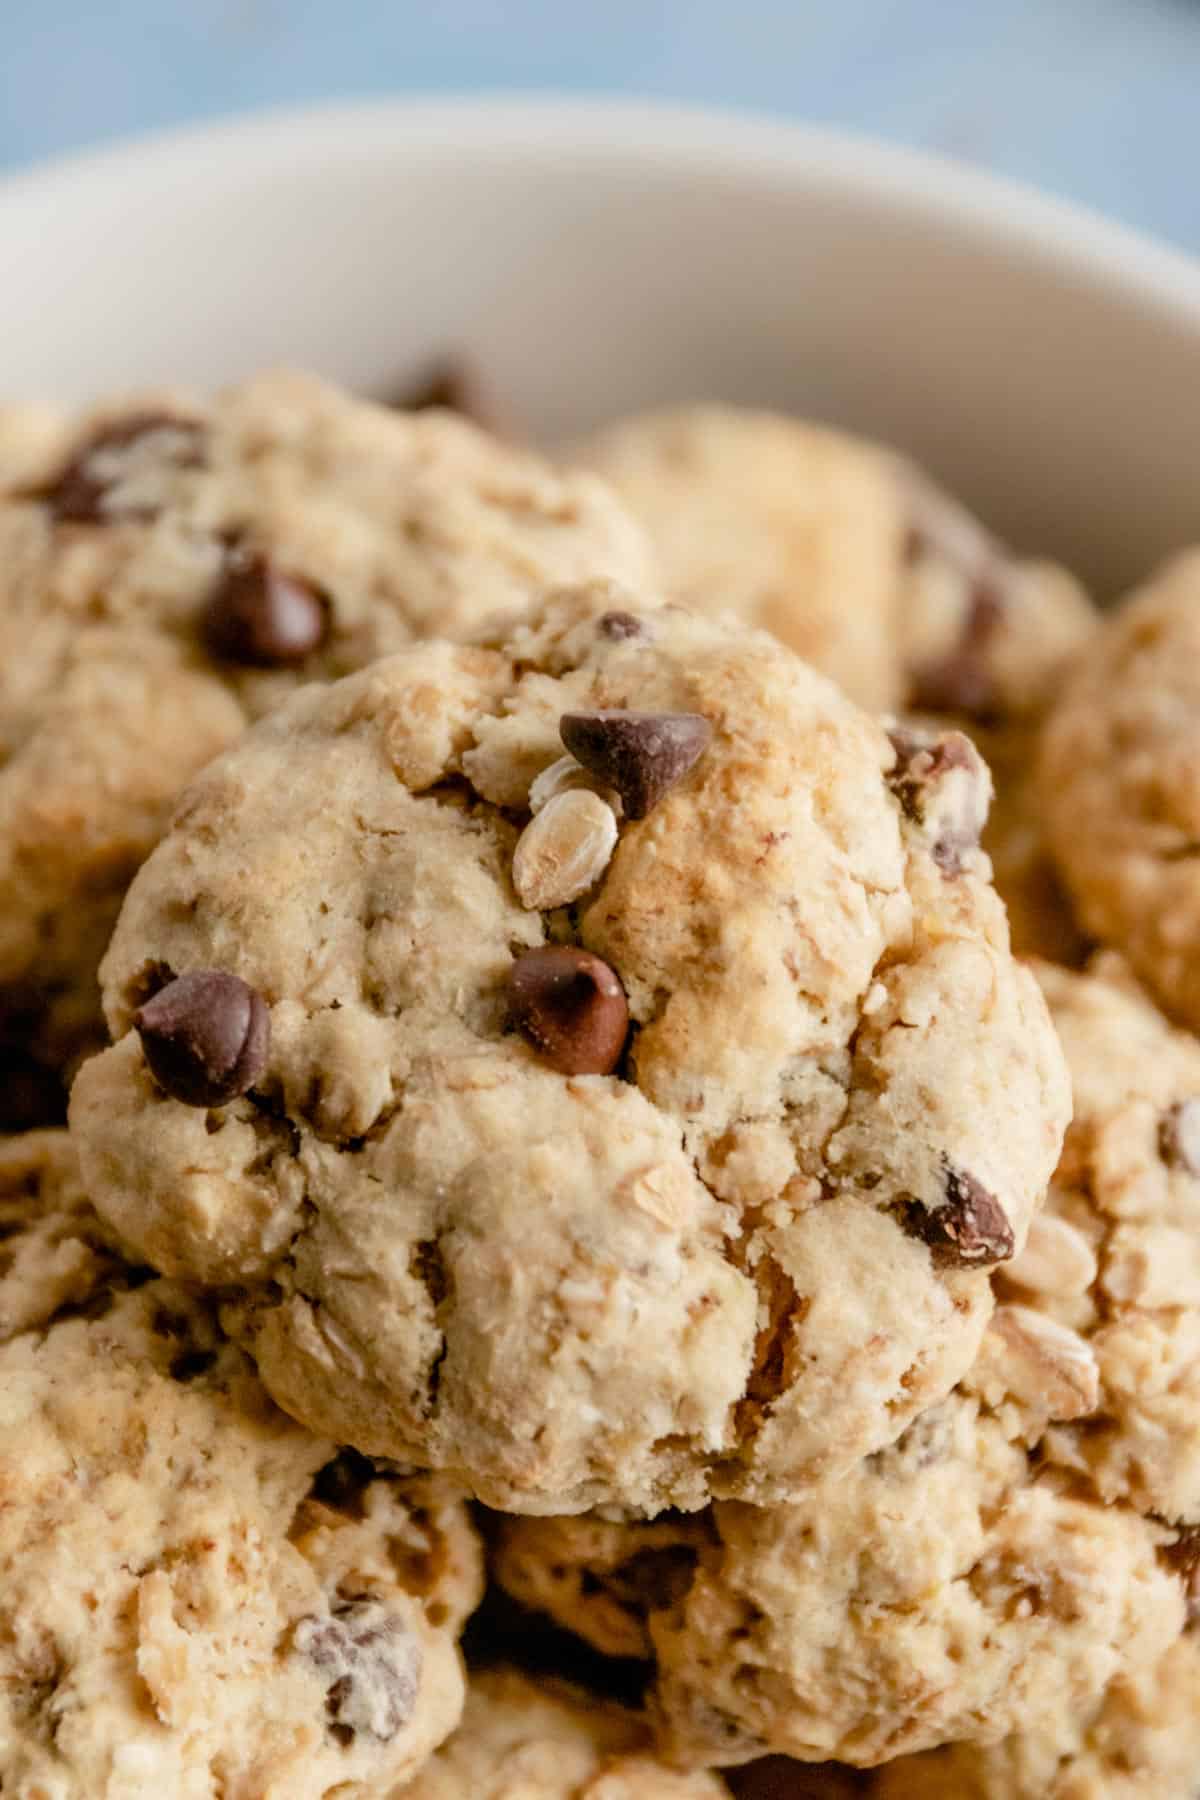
top-left (202, 548), bottom-right (329, 667)
top-left (294, 1600), bottom-right (421, 1743)
top-left (508, 946), bottom-right (629, 1076)
top-left (908, 579), bottom-right (1007, 720)
top-left (1160, 1101), bottom-right (1200, 1176)
top-left (886, 724), bottom-right (990, 876)
top-left (30, 412), bottom-right (206, 523)
top-left (598, 610), bottom-right (646, 640)
top-left (904, 1165), bottom-right (1014, 1269)
top-left (559, 710), bottom-right (712, 820)
top-left (135, 970), bottom-right (269, 1107)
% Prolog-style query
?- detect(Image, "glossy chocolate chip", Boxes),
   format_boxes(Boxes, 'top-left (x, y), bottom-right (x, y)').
top-left (597, 610), bottom-right (646, 640)
top-left (135, 970), bottom-right (269, 1107)
top-left (202, 548), bottom-right (329, 666)
top-left (31, 412), bottom-right (206, 523)
top-left (508, 946), bottom-right (629, 1076)
top-left (904, 1165), bottom-right (1014, 1269)
top-left (1160, 1100), bottom-right (1200, 1175)
top-left (295, 1601), bottom-right (421, 1743)
top-left (560, 709), bottom-right (712, 820)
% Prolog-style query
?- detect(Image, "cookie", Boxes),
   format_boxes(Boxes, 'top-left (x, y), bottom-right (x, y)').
top-left (1040, 549), bottom-right (1200, 1030)
top-left (871, 1632), bottom-right (1200, 1799)
top-left (0, 1144), bottom-right (483, 1798)
top-left (0, 370), bottom-right (651, 1087)
top-left (71, 591), bottom-right (1068, 1515)
top-left (393, 1668), bottom-right (727, 1798)
top-left (978, 955), bottom-right (1200, 1523)
top-left (492, 1389), bottom-right (1184, 1768)
top-left (571, 405), bottom-right (1094, 958)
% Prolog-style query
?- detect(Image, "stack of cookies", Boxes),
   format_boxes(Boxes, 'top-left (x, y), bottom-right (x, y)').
top-left (2, 372), bottom-right (1196, 1797)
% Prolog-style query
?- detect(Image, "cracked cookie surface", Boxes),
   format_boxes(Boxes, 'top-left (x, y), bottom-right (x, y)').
top-left (0, 1135), bottom-right (483, 1799)
top-left (0, 370), bottom-right (651, 1088)
top-left (1040, 549), bottom-right (1200, 1029)
top-left (493, 1390), bottom-right (1184, 1769)
top-left (72, 591), bottom-right (1068, 1516)
top-left (393, 1667), bottom-right (727, 1798)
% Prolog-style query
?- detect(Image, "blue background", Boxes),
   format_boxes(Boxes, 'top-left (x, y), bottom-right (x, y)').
top-left (3, 0), bottom-right (1199, 253)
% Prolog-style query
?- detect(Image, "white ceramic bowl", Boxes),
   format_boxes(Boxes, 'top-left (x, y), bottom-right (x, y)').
top-left (2, 96), bottom-right (1200, 595)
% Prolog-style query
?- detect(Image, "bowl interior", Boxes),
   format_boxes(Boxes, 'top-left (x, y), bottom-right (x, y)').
top-left (3, 99), bottom-right (1200, 596)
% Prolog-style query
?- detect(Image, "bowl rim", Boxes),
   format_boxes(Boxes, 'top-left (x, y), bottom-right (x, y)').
top-left (2, 92), bottom-right (1199, 324)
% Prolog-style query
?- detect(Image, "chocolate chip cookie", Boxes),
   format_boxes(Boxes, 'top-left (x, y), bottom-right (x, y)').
top-left (394, 1668), bottom-right (727, 1798)
top-left (493, 1387), bottom-right (1184, 1769)
top-left (72, 590), bottom-right (1068, 1515)
top-left (0, 370), bottom-right (651, 1096)
top-left (0, 1199), bottom-right (484, 1798)
top-left (1040, 548), bottom-right (1200, 1029)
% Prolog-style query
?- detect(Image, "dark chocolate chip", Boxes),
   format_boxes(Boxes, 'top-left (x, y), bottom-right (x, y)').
top-left (295, 1600), bottom-right (421, 1743)
top-left (135, 969), bottom-right (269, 1107)
top-left (30, 412), bottom-right (206, 524)
top-left (508, 946), bottom-right (629, 1076)
top-left (560, 709), bottom-right (712, 820)
top-left (904, 1165), bottom-right (1014, 1269)
top-left (202, 548), bottom-right (329, 667)
top-left (886, 724), bottom-right (989, 876)
top-left (597, 610), bottom-right (646, 641)
top-left (1160, 1100), bottom-right (1200, 1176)
top-left (908, 578), bottom-right (1007, 720)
